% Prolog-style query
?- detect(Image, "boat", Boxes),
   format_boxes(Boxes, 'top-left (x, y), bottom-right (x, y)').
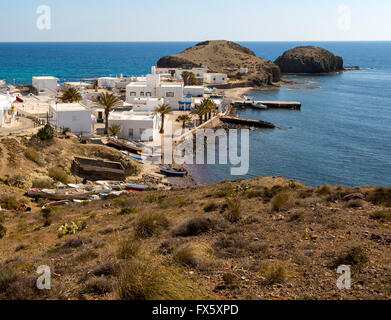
top-left (253, 103), bottom-right (268, 110)
top-left (107, 138), bottom-right (142, 153)
top-left (121, 150), bottom-right (144, 162)
top-left (124, 183), bottom-right (149, 191)
top-left (27, 188), bottom-right (95, 201)
top-left (159, 166), bottom-right (188, 177)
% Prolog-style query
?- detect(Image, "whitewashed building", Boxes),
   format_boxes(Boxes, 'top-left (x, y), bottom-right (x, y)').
top-left (32, 76), bottom-right (59, 95)
top-left (203, 73), bottom-right (228, 85)
top-left (184, 86), bottom-right (204, 97)
top-left (108, 110), bottom-right (159, 141)
top-left (126, 73), bottom-right (184, 110)
top-left (154, 66), bottom-right (208, 83)
top-left (49, 102), bottom-right (92, 135)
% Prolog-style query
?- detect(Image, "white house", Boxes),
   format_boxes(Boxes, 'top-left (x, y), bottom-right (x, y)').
top-left (184, 86), bottom-right (204, 97)
top-left (108, 110), bottom-right (159, 141)
top-left (32, 76), bottom-right (59, 95)
top-left (130, 98), bottom-right (164, 113)
top-left (203, 73), bottom-right (228, 85)
top-left (154, 66), bottom-right (208, 82)
top-left (49, 102), bottom-right (92, 135)
top-left (64, 82), bottom-right (93, 91)
top-left (126, 73), bottom-right (184, 110)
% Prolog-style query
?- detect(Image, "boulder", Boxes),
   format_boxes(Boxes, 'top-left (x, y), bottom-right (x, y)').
top-left (275, 46), bottom-right (344, 73)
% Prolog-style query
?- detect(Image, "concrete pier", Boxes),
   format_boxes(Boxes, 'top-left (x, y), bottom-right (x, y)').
top-left (233, 100), bottom-right (301, 110)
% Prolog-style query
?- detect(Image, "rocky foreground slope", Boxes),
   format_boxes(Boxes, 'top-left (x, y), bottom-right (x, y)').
top-left (275, 46), bottom-right (344, 73)
top-left (1, 171), bottom-right (391, 300)
top-left (157, 40), bottom-right (281, 87)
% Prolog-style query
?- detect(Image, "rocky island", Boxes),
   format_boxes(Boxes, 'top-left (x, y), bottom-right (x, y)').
top-left (275, 46), bottom-right (344, 74)
top-left (157, 40), bottom-right (281, 87)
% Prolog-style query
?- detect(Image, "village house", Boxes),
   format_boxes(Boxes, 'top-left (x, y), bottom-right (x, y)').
top-left (32, 76), bottom-right (59, 95)
top-left (108, 110), bottom-right (159, 142)
top-left (126, 72), bottom-right (184, 110)
top-left (154, 66), bottom-right (208, 83)
top-left (203, 73), bottom-right (228, 85)
top-left (49, 102), bottom-right (93, 135)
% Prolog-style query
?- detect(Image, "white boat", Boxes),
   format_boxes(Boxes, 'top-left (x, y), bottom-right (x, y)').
top-left (253, 103), bottom-right (268, 110)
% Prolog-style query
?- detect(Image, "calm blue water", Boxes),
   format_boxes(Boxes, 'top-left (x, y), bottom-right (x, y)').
top-left (0, 42), bottom-right (390, 186)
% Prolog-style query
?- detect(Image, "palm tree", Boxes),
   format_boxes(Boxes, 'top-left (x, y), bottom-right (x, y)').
top-left (181, 71), bottom-right (198, 86)
top-left (191, 101), bottom-right (210, 124)
top-left (60, 87), bottom-right (82, 103)
top-left (176, 114), bottom-right (193, 131)
top-left (108, 124), bottom-right (121, 137)
top-left (96, 92), bottom-right (121, 134)
top-left (203, 98), bottom-right (217, 120)
top-left (154, 104), bottom-right (173, 134)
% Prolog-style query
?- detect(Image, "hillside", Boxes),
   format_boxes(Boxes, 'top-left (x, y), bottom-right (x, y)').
top-left (157, 40), bottom-right (281, 87)
top-left (1, 166), bottom-right (391, 299)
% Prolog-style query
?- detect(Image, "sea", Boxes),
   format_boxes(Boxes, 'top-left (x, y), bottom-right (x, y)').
top-left (0, 42), bottom-right (390, 186)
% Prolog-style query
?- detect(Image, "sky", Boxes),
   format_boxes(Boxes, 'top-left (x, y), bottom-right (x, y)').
top-left (0, 0), bottom-right (390, 42)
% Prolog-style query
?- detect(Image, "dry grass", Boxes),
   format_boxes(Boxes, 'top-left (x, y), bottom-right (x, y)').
top-left (117, 239), bottom-right (141, 260)
top-left (134, 212), bottom-right (169, 239)
top-left (48, 167), bottom-right (70, 184)
top-left (116, 258), bottom-right (203, 300)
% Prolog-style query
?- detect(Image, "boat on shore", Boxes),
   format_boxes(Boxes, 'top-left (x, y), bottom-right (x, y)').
top-left (160, 166), bottom-right (188, 177)
top-left (27, 188), bottom-right (95, 200)
top-left (253, 103), bottom-right (268, 110)
top-left (124, 183), bottom-right (149, 191)
top-left (107, 138), bottom-right (142, 153)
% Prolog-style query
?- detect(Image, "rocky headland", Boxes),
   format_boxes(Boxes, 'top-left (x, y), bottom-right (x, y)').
top-left (275, 46), bottom-right (344, 74)
top-left (157, 40), bottom-right (281, 87)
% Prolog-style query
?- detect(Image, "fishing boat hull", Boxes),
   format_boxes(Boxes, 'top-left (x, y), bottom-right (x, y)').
top-left (124, 184), bottom-right (149, 191)
top-left (159, 166), bottom-right (188, 177)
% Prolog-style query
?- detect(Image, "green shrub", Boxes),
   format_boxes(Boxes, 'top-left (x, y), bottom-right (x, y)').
top-left (366, 187), bottom-right (391, 207)
top-left (271, 192), bottom-right (290, 212)
top-left (370, 211), bottom-right (391, 220)
top-left (117, 239), bottom-right (140, 260)
top-left (0, 197), bottom-right (22, 210)
top-left (134, 212), bottom-right (169, 239)
top-left (204, 202), bottom-right (219, 212)
top-left (118, 207), bottom-right (136, 216)
top-left (0, 224), bottom-right (6, 239)
top-left (32, 178), bottom-right (53, 189)
top-left (335, 247), bottom-right (369, 269)
top-left (24, 148), bottom-right (40, 164)
top-left (174, 244), bottom-right (202, 267)
top-left (0, 269), bottom-right (17, 292)
top-left (223, 199), bottom-right (242, 223)
top-left (316, 185), bottom-right (333, 196)
top-left (116, 258), bottom-right (202, 300)
top-left (37, 124), bottom-right (55, 141)
top-left (215, 188), bottom-right (235, 198)
top-left (263, 262), bottom-right (289, 284)
top-left (48, 167), bottom-right (70, 184)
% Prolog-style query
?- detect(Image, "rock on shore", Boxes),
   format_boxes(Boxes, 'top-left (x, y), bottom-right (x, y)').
top-left (275, 46), bottom-right (344, 73)
top-left (157, 40), bottom-right (281, 87)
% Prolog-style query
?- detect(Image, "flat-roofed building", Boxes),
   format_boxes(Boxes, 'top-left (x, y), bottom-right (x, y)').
top-left (49, 102), bottom-right (92, 135)
top-left (32, 76), bottom-right (59, 95)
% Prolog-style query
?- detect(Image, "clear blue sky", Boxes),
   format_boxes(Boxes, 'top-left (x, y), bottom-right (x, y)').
top-left (1, 0), bottom-right (390, 42)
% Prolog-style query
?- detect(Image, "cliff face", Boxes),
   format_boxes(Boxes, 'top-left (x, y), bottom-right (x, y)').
top-left (275, 46), bottom-right (344, 73)
top-left (157, 40), bottom-right (281, 87)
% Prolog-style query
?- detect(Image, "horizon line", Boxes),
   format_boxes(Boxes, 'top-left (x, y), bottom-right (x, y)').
top-left (1, 40), bottom-right (391, 43)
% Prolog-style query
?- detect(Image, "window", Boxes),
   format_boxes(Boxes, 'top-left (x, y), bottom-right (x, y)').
top-left (146, 92), bottom-right (152, 97)
top-left (140, 92), bottom-right (145, 97)
top-left (213, 78), bottom-right (216, 81)
top-left (222, 78), bottom-right (225, 80)
top-left (166, 92), bottom-right (174, 97)
top-left (129, 92), bottom-right (136, 96)
top-left (128, 129), bottom-right (133, 137)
